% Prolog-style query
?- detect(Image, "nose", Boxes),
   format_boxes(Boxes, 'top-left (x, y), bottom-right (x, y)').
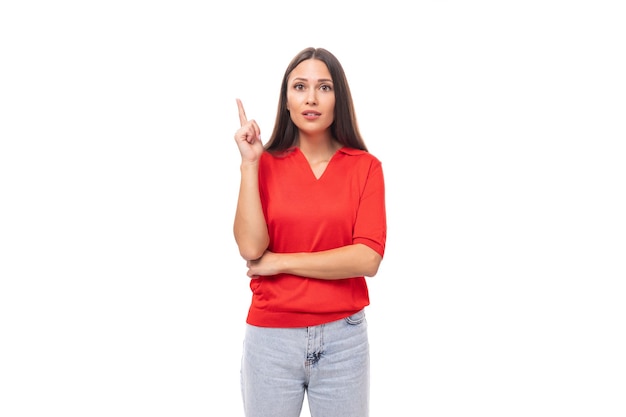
top-left (306, 89), bottom-right (317, 105)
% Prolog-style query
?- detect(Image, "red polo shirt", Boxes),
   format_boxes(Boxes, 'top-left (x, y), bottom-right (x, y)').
top-left (246, 146), bottom-right (387, 327)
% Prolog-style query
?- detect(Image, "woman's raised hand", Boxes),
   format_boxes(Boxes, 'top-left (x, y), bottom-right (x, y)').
top-left (234, 98), bottom-right (264, 163)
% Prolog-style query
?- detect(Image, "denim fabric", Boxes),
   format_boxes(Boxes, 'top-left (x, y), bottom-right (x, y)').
top-left (241, 310), bottom-right (369, 417)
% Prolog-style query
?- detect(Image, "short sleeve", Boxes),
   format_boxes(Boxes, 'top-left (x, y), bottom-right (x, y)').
top-left (353, 157), bottom-right (386, 257)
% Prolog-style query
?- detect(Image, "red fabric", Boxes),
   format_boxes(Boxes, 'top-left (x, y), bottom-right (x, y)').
top-left (246, 146), bottom-right (387, 327)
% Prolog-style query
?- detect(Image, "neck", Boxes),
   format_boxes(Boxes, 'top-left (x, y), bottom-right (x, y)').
top-left (298, 136), bottom-right (339, 163)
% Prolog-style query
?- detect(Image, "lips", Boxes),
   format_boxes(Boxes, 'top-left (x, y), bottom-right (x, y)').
top-left (302, 110), bottom-right (321, 120)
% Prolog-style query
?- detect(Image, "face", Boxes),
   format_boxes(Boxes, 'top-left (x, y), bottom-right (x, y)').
top-left (286, 59), bottom-right (335, 137)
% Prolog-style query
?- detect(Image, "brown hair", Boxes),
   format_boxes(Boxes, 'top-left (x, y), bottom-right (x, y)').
top-left (264, 47), bottom-right (368, 153)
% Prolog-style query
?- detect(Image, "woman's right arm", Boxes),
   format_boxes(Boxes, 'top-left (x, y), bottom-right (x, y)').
top-left (233, 99), bottom-right (269, 261)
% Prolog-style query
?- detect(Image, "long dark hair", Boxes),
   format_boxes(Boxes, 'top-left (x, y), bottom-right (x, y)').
top-left (264, 47), bottom-right (368, 153)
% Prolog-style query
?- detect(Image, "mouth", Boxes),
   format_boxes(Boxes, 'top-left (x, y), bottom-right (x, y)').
top-left (302, 111), bottom-right (321, 119)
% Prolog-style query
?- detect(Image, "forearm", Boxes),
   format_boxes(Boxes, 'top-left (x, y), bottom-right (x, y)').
top-left (234, 162), bottom-right (269, 260)
top-left (252, 244), bottom-right (382, 280)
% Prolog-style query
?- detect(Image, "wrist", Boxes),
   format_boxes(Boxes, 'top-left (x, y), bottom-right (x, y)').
top-left (240, 160), bottom-right (259, 171)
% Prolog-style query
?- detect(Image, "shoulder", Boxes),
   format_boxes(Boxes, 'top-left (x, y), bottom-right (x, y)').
top-left (260, 147), bottom-right (298, 163)
top-left (337, 147), bottom-right (383, 167)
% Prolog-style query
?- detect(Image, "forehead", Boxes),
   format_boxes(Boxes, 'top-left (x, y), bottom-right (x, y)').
top-left (288, 59), bottom-right (332, 81)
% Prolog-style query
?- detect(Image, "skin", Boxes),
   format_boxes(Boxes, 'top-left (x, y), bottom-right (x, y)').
top-left (233, 58), bottom-right (382, 280)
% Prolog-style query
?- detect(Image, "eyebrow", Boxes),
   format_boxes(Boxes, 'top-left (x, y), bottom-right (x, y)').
top-left (292, 77), bottom-right (334, 83)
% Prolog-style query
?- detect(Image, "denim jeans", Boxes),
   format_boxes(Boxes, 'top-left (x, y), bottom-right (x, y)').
top-left (240, 310), bottom-right (369, 417)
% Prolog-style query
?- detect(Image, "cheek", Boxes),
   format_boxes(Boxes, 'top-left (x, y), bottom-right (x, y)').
top-left (327, 98), bottom-right (336, 113)
top-left (327, 102), bottom-right (335, 119)
top-left (286, 92), bottom-right (299, 108)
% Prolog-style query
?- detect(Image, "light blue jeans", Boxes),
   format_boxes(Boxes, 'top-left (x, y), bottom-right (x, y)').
top-left (240, 310), bottom-right (369, 417)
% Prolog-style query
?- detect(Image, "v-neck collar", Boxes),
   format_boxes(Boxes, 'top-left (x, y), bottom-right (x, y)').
top-left (294, 146), bottom-right (346, 181)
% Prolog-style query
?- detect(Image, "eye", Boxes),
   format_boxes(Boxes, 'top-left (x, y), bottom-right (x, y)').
top-left (320, 84), bottom-right (333, 92)
top-left (293, 83), bottom-right (305, 90)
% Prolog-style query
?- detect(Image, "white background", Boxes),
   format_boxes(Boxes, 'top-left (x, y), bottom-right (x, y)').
top-left (1, 1), bottom-right (625, 416)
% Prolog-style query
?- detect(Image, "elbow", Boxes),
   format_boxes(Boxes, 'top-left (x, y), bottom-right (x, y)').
top-left (234, 231), bottom-right (269, 261)
top-left (239, 247), bottom-right (265, 261)
top-left (364, 262), bottom-right (381, 277)
top-left (362, 249), bottom-right (383, 277)
top-left (237, 238), bottom-right (269, 261)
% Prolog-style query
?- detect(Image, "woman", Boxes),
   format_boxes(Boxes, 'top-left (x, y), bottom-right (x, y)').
top-left (233, 47), bottom-right (386, 417)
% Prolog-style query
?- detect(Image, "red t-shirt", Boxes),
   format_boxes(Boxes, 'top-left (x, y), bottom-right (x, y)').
top-left (246, 146), bottom-right (387, 327)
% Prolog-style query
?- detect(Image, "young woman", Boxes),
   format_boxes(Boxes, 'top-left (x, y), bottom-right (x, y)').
top-left (232, 47), bottom-right (386, 417)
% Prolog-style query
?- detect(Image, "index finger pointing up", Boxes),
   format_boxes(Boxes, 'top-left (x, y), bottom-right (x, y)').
top-left (236, 98), bottom-right (248, 126)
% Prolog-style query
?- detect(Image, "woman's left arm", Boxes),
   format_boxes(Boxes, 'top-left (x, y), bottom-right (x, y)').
top-left (246, 244), bottom-right (382, 280)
